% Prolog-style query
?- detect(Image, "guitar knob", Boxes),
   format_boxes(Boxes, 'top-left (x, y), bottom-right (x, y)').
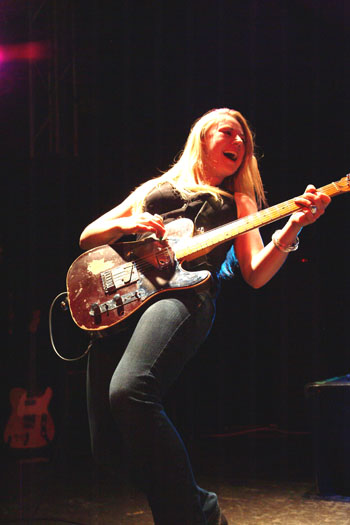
top-left (113, 294), bottom-right (124, 315)
top-left (90, 303), bottom-right (102, 324)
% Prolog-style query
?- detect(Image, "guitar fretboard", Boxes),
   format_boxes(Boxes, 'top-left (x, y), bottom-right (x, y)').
top-left (175, 177), bottom-right (349, 261)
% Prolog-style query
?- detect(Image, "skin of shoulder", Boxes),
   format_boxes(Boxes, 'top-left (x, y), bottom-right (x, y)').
top-left (234, 191), bottom-right (257, 217)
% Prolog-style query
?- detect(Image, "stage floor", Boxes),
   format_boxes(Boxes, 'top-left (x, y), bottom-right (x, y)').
top-left (1, 432), bottom-right (350, 525)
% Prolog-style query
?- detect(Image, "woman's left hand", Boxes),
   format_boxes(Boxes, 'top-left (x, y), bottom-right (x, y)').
top-left (290, 184), bottom-right (331, 227)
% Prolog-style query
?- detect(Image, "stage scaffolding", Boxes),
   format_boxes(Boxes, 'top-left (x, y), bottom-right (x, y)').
top-left (27, 0), bottom-right (78, 158)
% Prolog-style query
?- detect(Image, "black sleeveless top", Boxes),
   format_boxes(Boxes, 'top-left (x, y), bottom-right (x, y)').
top-left (143, 182), bottom-right (238, 283)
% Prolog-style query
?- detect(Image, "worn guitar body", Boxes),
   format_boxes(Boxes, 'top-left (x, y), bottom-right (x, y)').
top-left (67, 219), bottom-right (211, 333)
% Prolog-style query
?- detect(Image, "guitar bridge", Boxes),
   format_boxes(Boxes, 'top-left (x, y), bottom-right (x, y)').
top-left (101, 262), bottom-right (138, 295)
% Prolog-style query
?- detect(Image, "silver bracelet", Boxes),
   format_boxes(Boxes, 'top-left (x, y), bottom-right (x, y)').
top-left (272, 229), bottom-right (299, 253)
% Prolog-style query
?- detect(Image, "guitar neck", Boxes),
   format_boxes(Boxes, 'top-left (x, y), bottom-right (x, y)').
top-left (175, 177), bottom-right (349, 261)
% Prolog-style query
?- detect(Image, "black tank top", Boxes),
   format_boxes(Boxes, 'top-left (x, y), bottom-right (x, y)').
top-left (143, 182), bottom-right (238, 281)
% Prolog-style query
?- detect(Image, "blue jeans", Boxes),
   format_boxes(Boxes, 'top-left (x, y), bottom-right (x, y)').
top-left (86, 289), bottom-right (220, 524)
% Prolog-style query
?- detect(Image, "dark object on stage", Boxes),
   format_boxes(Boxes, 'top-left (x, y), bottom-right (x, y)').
top-left (306, 374), bottom-right (350, 497)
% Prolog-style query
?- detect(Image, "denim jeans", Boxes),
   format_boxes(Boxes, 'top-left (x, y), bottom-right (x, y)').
top-left (86, 289), bottom-right (220, 524)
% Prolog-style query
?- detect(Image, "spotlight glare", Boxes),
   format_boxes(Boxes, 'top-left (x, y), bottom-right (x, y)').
top-left (0, 41), bottom-right (50, 63)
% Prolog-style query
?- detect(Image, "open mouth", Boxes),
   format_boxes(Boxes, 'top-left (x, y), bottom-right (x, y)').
top-left (223, 152), bottom-right (238, 161)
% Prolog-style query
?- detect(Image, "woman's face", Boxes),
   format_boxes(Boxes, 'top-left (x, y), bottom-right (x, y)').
top-left (201, 117), bottom-right (246, 186)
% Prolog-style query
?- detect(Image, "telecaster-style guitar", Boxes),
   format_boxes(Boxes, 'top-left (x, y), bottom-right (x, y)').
top-left (4, 310), bottom-right (55, 449)
top-left (66, 175), bottom-right (350, 334)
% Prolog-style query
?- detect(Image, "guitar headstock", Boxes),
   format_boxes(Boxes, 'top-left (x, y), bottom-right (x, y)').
top-left (334, 174), bottom-right (350, 192)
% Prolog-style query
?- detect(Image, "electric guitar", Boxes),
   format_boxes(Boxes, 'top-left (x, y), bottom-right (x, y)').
top-left (4, 310), bottom-right (55, 449)
top-left (66, 175), bottom-right (350, 334)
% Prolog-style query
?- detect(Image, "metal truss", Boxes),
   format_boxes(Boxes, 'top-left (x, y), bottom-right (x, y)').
top-left (27, 0), bottom-right (78, 157)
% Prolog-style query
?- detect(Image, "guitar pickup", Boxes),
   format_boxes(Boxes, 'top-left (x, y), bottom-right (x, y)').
top-left (101, 263), bottom-right (138, 295)
top-left (155, 246), bottom-right (174, 269)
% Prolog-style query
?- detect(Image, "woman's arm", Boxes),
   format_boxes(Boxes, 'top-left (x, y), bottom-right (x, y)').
top-left (79, 188), bottom-right (166, 250)
top-left (234, 185), bottom-right (331, 289)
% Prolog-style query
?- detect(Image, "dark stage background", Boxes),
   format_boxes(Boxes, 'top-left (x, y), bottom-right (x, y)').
top-left (1, 0), bottom-right (350, 458)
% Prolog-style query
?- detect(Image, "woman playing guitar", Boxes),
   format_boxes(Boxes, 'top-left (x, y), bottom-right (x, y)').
top-left (79, 108), bottom-right (330, 525)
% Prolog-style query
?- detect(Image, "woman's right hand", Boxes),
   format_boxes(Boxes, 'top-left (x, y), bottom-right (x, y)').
top-left (116, 213), bottom-right (166, 238)
top-left (80, 212), bottom-right (166, 250)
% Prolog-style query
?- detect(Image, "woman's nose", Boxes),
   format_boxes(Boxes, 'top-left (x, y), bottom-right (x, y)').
top-left (231, 135), bottom-right (243, 145)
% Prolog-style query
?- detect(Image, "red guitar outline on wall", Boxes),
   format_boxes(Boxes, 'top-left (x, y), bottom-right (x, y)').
top-left (4, 309), bottom-right (55, 449)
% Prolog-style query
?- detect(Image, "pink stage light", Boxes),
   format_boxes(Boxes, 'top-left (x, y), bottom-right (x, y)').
top-left (0, 41), bottom-right (50, 64)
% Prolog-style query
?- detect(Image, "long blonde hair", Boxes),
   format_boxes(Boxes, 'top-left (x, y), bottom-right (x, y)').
top-left (132, 108), bottom-right (266, 212)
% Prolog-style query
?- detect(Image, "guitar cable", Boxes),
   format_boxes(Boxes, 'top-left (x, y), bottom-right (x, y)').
top-left (49, 291), bottom-right (94, 362)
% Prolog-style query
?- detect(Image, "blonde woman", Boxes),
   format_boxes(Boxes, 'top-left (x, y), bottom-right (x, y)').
top-left (80, 108), bottom-right (330, 525)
